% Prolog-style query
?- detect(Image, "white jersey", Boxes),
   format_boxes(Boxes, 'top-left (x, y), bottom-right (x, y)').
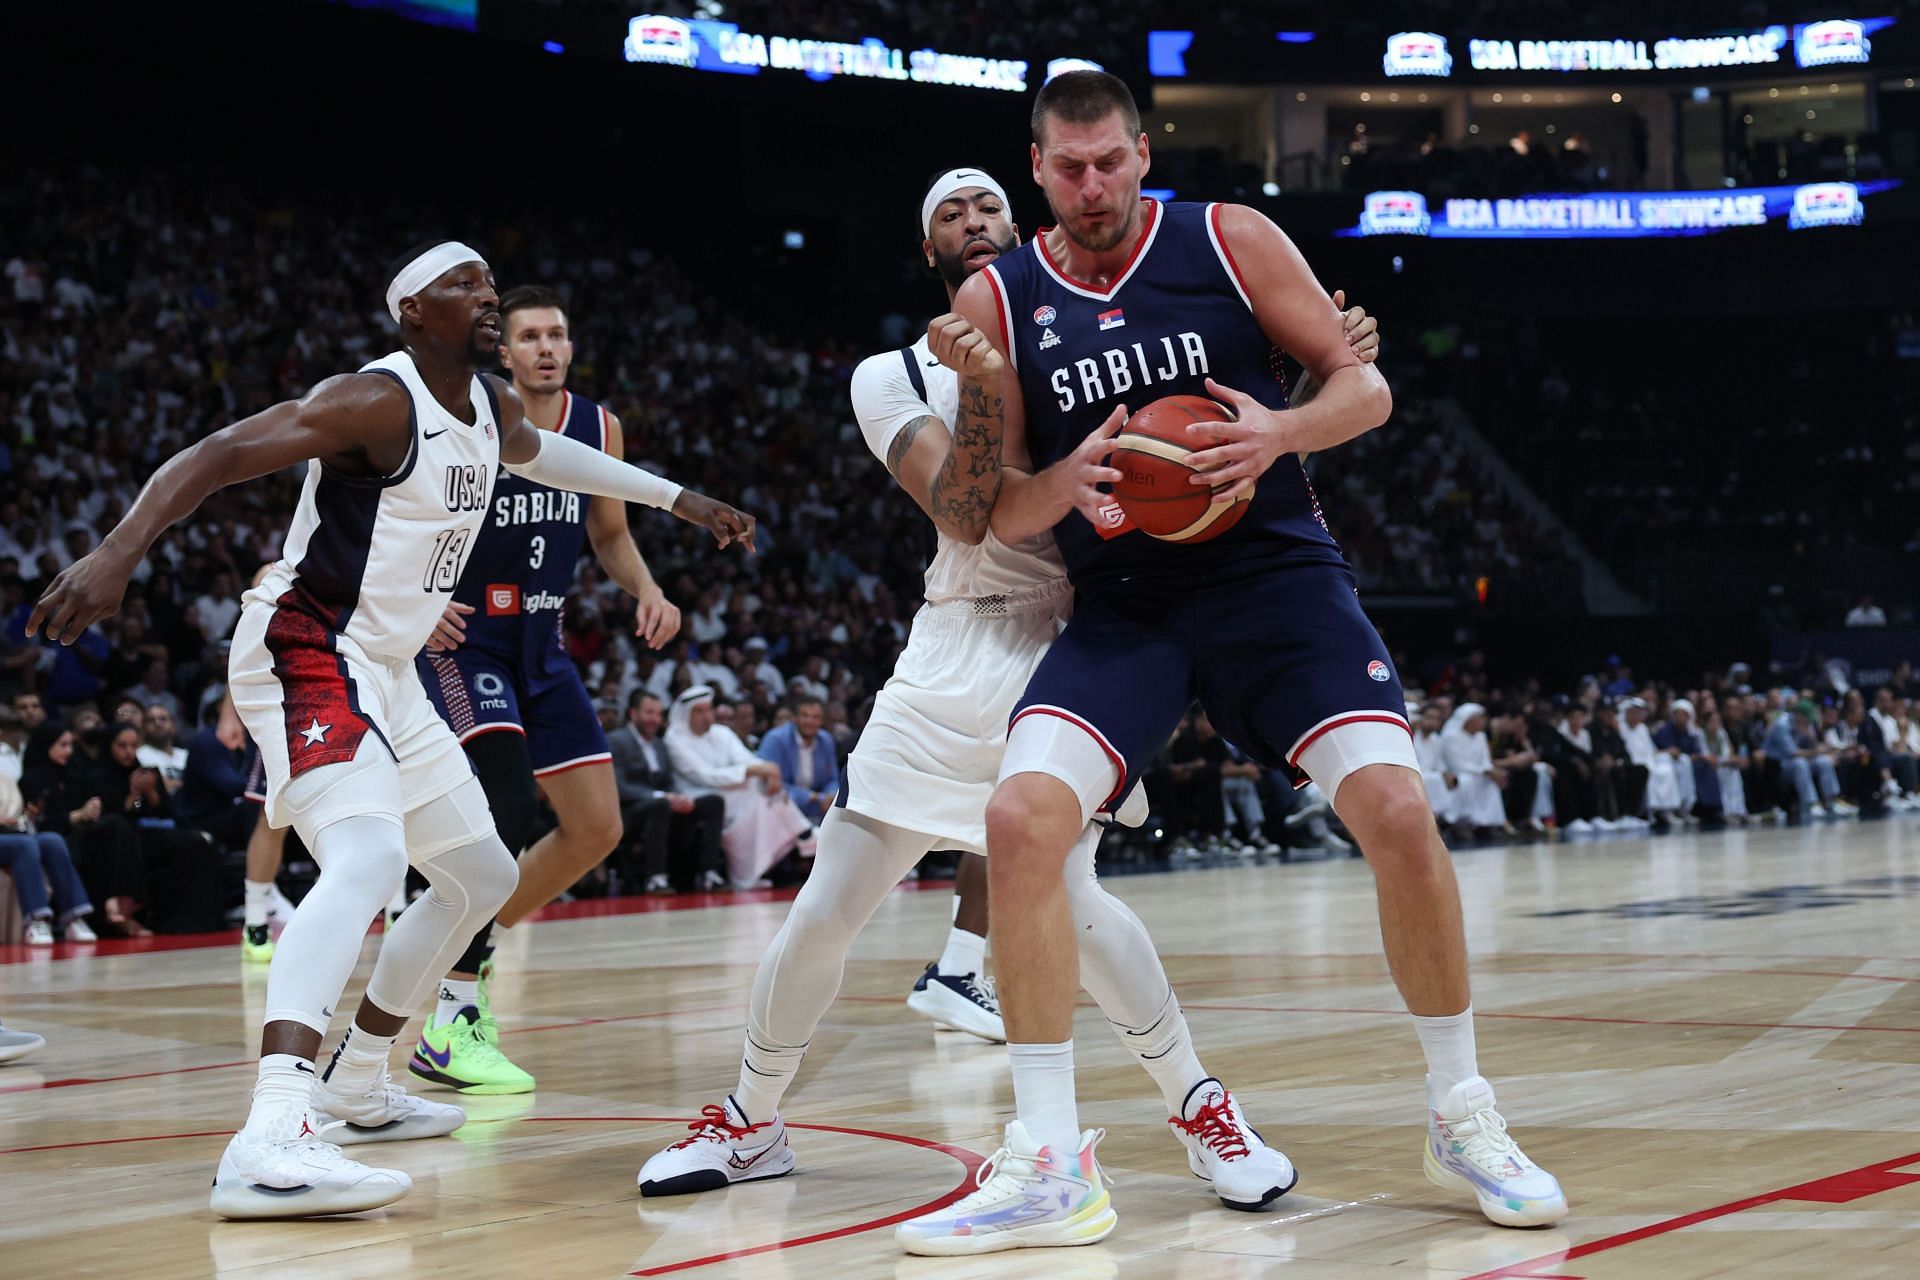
top-left (244, 351), bottom-right (500, 664)
top-left (850, 333), bottom-right (1066, 605)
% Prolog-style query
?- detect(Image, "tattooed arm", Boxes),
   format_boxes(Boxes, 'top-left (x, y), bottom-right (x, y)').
top-left (918, 321), bottom-right (1008, 545)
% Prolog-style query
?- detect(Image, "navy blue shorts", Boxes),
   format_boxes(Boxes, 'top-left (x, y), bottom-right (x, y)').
top-left (1013, 554), bottom-right (1410, 809)
top-left (418, 649), bottom-right (612, 777)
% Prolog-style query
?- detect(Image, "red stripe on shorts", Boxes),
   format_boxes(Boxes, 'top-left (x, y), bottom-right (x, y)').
top-left (263, 592), bottom-right (376, 779)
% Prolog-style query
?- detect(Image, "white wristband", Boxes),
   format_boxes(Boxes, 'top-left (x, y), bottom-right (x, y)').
top-left (503, 428), bottom-right (685, 511)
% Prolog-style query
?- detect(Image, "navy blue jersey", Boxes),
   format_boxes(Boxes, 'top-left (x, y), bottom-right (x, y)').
top-left (455, 389), bottom-right (607, 680)
top-left (982, 200), bottom-right (1342, 598)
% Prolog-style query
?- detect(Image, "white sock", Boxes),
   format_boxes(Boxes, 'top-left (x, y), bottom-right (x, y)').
top-left (734, 1032), bottom-right (807, 1123)
top-left (937, 926), bottom-right (987, 979)
top-left (1412, 1006), bottom-right (1479, 1103)
top-left (434, 979), bottom-right (480, 1029)
top-left (243, 1054), bottom-right (316, 1138)
top-left (244, 880), bottom-right (275, 929)
top-left (1009, 1041), bottom-right (1079, 1155)
top-left (1109, 989), bottom-right (1208, 1115)
top-left (323, 1022), bottom-right (399, 1093)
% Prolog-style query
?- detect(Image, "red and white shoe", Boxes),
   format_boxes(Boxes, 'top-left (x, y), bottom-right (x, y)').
top-left (1168, 1079), bottom-right (1298, 1210)
top-left (636, 1097), bottom-right (795, 1196)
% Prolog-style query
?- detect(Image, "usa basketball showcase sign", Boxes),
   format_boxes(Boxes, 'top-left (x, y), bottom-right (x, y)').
top-left (624, 14), bottom-right (1028, 91)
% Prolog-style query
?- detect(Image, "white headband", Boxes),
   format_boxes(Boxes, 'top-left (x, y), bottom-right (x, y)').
top-left (920, 169), bottom-right (1011, 236)
top-left (386, 241), bottom-right (488, 323)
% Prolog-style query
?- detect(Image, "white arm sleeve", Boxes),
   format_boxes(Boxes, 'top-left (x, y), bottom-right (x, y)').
top-left (850, 349), bottom-right (941, 468)
top-left (503, 427), bottom-right (684, 511)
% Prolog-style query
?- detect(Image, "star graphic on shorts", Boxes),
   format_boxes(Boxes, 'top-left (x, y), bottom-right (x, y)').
top-left (300, 719), bottom-right (331, 747)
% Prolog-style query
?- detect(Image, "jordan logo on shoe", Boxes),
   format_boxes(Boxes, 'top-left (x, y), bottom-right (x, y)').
top-left (297, 1118), bottom-right (316, 1138)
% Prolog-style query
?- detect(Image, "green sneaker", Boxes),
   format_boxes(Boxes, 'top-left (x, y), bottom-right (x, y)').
top-left (474, 957), bottom-right (503, 1044)
top-left (241, 924), bottom-right (274, 964)
top-left (409, 1009), bottom-right (536, 1094)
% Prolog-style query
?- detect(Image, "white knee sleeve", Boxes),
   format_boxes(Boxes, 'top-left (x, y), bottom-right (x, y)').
top-left (363, 781), bottom-right (517, 1019)
top-left (1001, 711), bottom-right (1123, 827)
top-left (750, 808), bottom-right (935, 1049)
top-left (1297, 720), bottom-right (1420, 811)
top-left (264, 814), bottom-right (408, 1032)
top-left (1063, 825), bottom-right (1174, 1029)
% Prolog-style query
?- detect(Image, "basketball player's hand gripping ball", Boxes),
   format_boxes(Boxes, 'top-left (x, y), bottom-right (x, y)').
top-left (1183, 378), bottom-right (1293, 505)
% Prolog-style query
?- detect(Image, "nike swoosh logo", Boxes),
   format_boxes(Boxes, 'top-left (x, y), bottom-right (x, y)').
top-left (925, 358), bottom-right (941, 367)
top-left (727, 1139), bottom-right (783, 1171)
top-left (294, 1062), bottom-right (314, 1075)
top-left (425, 428), bottom-right (451, 440)
top-left (418, 1041), bottom-right (453, 1069)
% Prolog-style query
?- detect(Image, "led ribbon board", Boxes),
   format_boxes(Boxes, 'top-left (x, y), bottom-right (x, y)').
top-left (1341, 182), bottom-right (1900, 238)
top-left (625, 14), bottom-right (1029, 91)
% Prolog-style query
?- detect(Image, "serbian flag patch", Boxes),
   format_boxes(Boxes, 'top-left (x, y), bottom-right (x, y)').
top-left (1097, 308), bottom-right (1125, 331)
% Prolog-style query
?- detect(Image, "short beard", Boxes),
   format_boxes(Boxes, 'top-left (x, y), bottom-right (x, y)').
top-left (1059, 204), bottom-right (1134, 254)
top-left (932, 228), bottom-right (1017, 289)
top-left (465, 334), bottom-right (496, 368)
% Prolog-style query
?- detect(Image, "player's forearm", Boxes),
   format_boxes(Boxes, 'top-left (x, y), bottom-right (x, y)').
top-left (505, 429), bottom-right (684, 511)
top-left (989, 467), bottom-right (1070, 545)
top-left (925, 376), bottom-right (1005, 546)
top-left (590, 524), bottom-right (659, 602)
top-left (1278, 364), bottom-right (1391, 456)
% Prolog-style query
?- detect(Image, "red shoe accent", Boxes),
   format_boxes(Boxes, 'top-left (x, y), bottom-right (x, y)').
top-left (1169, 1090), bottom-right (1251, 1161)
top-left (298, 1118), bottom-right (316, 1139)
top-left (669, 1103), bottom-right (771, 1150)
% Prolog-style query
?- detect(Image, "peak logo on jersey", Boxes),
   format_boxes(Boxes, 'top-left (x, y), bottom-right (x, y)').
top-left (487, 584), bottom-right (521, 616)
top-left (1033, 305), bottom-right (1058, 326)
top-left (1097, 308), bottom-right (1126, 331)
top-left (1039, 327), bottom-right (1061, 351)
top-left (1367, 659), bottom-right (1391, 682)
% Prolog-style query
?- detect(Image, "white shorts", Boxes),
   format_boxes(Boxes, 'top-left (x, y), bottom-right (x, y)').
top-left (230, 602), bottom-right (476, 836)
top-left (843, 587), bottom-right (1070, 854)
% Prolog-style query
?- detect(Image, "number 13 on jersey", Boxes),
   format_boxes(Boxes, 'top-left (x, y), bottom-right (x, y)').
top-left (424, 527), bottom-right (474, 592)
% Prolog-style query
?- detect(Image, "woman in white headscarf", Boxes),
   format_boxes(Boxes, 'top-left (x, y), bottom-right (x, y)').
top-left (666, 686), bottom-right (814, 888)
top-left (1439, 703), bottom-right (1507, 834)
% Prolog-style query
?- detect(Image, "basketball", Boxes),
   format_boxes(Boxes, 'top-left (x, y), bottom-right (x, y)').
top-left (1109, 394), bottom-right (1252, 543)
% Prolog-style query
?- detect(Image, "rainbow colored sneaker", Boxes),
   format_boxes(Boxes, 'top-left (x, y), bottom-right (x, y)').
top-left (896, 1122), bottom-right (1115, 1255)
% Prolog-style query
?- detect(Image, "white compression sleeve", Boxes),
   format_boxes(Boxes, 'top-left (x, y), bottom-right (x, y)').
top-left (263, 814), bottom-right (409, 1032)
top-left (502, 427), bottom-right (684, 511)
top-left (735, 808), bottom-right (936, 1120)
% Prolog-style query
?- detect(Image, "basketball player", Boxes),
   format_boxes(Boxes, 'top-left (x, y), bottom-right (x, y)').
top-left (897, 74), bottom-right (1565, 1254)
top-left (408, 284), bottom-right (684, 1096)
top-left (634, 169), bottom-right (1370, 1213)
top-left (28, 242), bottom-right (753, 1220)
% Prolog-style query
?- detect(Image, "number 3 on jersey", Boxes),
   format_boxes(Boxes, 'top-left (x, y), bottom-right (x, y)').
top-left (424, 527), bottom-right (473, 592)
top-left (529, 535), bottom-right (546, 570)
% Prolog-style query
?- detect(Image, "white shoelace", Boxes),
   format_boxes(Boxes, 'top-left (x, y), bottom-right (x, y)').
top-left (1448, 1107), bottom-right (1530, 1170)
top-left (965, 974), bottom-right (998, 1008)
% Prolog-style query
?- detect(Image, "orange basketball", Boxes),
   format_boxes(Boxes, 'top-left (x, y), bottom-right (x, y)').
top-left (1108, 395), bottom-right (1251, 543)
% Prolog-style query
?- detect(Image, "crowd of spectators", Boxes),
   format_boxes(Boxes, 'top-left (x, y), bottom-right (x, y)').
top-left (3, 162), bottom-right (1915, 934)
top-left (1428, 314), bottom-right (1920, 620)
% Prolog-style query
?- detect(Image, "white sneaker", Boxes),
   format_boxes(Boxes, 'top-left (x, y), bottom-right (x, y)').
top-left (906, 963), bottom-right (1005, 1042)
top-left (1167, 1079), bottom-right (1297, 1210)
top-left (210, 1123), bottom-right (411, 1219)
top-left (312, 1061), bottom-right (466, 1145)
top-left (1563, 819), bottom-right (1594, 836)
top-left (62, 916), bottom-right (97, 942)
top-left (23, 919), bottom-right (53, 946)
top-left (1424, 1076), bottom-right (1567, 1227)
top-left (637, 1097), bottom-right (796, 1195)
top-left (0, 1022), bottom-right (46, 1063)
top-left (265, 885), bottom-right (297, 926)
top-left (1830, 800), bottom-right (1859, 817)
top-left (896, 1122), bottom-right (1115, 1255)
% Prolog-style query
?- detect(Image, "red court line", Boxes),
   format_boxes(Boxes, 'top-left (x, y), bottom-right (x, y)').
top-left (1461, 1150), bottom-right (1920, 1279)
top-left (0, 1113), bottom-right (985, 1276)
top-left (0, 880), bottom-right (960, 965)
top-left (1180, 1003), bottom-right (1920, 1036)
top-left (0, 1128), bottom-right (232, 1156)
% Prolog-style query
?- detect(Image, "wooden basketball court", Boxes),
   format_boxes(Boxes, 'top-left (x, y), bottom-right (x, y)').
top-left (5, 818), bottom-right (1919, 1278)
